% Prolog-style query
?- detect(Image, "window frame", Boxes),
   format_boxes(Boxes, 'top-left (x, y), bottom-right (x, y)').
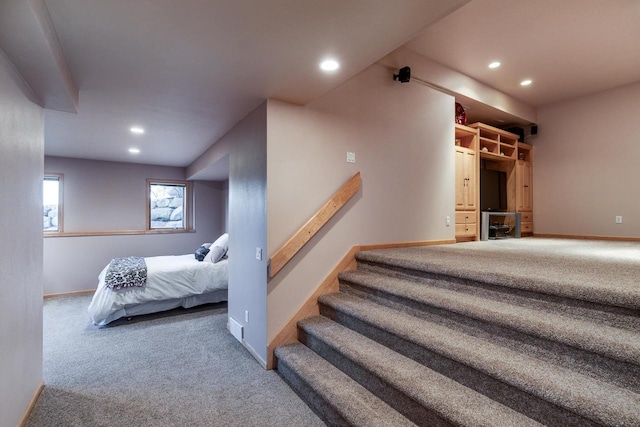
top-left (43, 173), bottom-right (64, 234)
top-left (146, 179), bottom-right (192, 231)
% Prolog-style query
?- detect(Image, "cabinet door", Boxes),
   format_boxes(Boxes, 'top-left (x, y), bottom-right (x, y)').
top-left (455, 148), bottom-right (467, 209)
top-left (464, 151), bottom-right (476, 209)
top-left (517, 161), bottom-right (532, 211)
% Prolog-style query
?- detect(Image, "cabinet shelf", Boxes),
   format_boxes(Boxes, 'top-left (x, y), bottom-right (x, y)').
top-left (517, 142), bottom-right (533, 162)
top-left (471, 122), bottom-right (519, 161)
top-left (455, 124), bottom-right (478, 150)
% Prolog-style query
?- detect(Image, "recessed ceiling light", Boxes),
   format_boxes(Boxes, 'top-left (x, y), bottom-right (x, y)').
top-left (520, 79), bottom-right (532, 86)
top-left (130, 126), bottom-right (145, 134)
top-left (129, 148), bottom-right (140, 154)
top-left (488, 61), bottom-right (501, 69)
top-left (320, 59), bottom-right (340, 72)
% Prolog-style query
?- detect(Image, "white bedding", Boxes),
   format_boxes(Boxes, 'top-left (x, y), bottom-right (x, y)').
top-left (88, 255), bottom-right (228, 325)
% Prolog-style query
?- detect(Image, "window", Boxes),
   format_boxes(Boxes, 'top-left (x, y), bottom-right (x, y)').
top-left (43, 174), bottom-right (63, 232)
top-left (147, 179), bottom-right (190, 230)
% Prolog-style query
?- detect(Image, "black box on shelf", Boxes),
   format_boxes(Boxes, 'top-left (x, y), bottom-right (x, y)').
top-left (489, 223), bottom-right (510, 239)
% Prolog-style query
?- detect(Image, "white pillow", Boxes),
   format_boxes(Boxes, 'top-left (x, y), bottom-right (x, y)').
top-left (204, 233), bottom-right (228, 263)
top-left (211, 233), bottom-right (228, 250)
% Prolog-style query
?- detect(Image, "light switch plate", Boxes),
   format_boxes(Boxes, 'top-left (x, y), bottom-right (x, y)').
top-left (346, 152), bottom-right (356, 163)
top-left (256, 247), bottom-right (262, 260)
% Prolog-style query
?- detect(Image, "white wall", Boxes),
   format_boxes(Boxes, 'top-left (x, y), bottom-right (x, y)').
top-left (534, 81), bottom-right (640, 237)
top-left (43, 157), bottom-right (226, 294)
top-left (187, 103), bottom-right (268, 365)
top-left (266, 63), bottom-right (454, 342)
top-left (0, 50), bottom-right (44, 427)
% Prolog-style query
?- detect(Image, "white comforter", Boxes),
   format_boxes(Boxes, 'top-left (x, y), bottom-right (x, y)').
top-left (88, 255), bottom-right (228, 325)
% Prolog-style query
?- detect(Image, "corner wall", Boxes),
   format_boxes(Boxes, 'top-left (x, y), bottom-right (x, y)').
top-left (534, 81), bottom-right (640, 237)
top-left (266, 63), bottom-right (454, 342)
top-left (43, 157), bottom-right (226, 294)
top-left (0, 50), bottom-right (44, 427)
top-left (186, 103), bottom-right (268, 365)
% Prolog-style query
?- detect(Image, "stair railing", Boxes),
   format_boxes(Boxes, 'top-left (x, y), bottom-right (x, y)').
top-left (268, 172), bottom-right (361, 278)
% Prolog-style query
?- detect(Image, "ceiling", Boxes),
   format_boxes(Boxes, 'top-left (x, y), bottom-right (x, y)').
top-left (2, 0), bottom-right (640, 170)
top-left (26, 0), bottom-right (468, 168)
top-left (406, 0), bottom-right (640, 124)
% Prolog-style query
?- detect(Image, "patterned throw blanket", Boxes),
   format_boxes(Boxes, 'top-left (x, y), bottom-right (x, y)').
top-left (105, 256), bottom-right (147, 290)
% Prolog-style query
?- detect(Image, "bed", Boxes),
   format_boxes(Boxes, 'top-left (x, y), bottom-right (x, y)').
top-left (88, 253), bottom-right (228, 326)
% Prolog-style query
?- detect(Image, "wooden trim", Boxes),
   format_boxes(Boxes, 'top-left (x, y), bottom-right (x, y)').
top-left (358, 239), bottom-right (456, 251)
top-left (533, 233), bottom-right (640, 242)
top-left (268, 172), bottom-right (361, 278)
top-left (43, 229), bottom-right (196, 238)
top-left (146, 178), bottom-right (192, 231)
top-left (44, 289), bottom-right (95, 299)
top-left (266, 245), bottom-right (360, 370)
top-left (18, 380), bottom-right (44, 427)
top-left (265, 238), bottom-right (454, 370)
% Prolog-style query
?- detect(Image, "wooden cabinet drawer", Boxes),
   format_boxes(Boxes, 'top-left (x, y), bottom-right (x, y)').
top-left (455, 212), bottom-right (476, 224)
top-left (521, 222), bottom-right (533, 233)
top-left (456, 223), bottom-right (477, 236)
top-left (519, 212), bottom-right (533, 222)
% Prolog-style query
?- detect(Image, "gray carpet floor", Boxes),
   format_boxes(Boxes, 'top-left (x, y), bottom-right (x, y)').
top-left (356, 238), bottom-right (640, 310)
top-left (26, 295), bottom-right (325, 427)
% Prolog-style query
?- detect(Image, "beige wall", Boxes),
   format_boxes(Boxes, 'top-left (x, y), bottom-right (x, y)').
top-left (380, 47), bottom-right (537, 124)
top-left (43, 157), bottom-right (226, 294)
top-left (534, 81), bottom-right (640, 237)
top-left (266, 63), bottom-right (454, 342)
top-left (0, 50), bottom-right (44, 426)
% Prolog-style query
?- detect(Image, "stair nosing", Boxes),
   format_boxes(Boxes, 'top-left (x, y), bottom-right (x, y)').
top-left (275, 342), bottom-right (418, 427)
top-left (339, 269), bottom-right (640, 365)
top-left (354, 251), bottom-right (640, 311)
top-left (298, 316), bottom-right (542, 427)
top-left (318, 292), bottom-right (640, 426)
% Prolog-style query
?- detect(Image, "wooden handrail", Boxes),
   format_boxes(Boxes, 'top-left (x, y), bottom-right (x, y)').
top-left (268, 172), bottom-right (361, 278)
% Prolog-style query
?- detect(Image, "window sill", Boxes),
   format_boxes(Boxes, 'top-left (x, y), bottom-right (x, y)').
top-left (43, 229), bottom-right (196, 238)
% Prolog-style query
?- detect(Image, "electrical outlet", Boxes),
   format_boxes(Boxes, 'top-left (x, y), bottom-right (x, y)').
top-left (615, 216), bottom-right (622, 224)
top-left (245, 310), bottom-right (249, 323)
top-left (256, 247), bottom-right (262, 260)
top-left (346, 152), bottom-right (356, 163)
top-left (446, 216), bottom-right (451, 227)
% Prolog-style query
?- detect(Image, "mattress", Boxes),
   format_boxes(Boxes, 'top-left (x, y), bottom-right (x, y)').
top-left (88, 255), bottom-right (228, 325)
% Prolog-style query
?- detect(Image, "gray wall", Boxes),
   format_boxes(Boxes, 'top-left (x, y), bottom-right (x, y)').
top-left (43, 157), bottom-right (226, 294)
top-left (186, 103), bottom-right (268, 365)
top-left (534, 81), bottom-right (640, 237)
top-left (266, 63), bottom-right (454, 342)
top-left (0, 50), bottom-right (44, 427)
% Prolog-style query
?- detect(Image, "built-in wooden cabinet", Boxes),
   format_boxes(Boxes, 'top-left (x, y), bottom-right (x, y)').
top-left (455, 122), bottom-right (534, 239)
top-left (454, 124), bottom-right (479, 241)
top-left (471, 122), bottom-right (518, 161)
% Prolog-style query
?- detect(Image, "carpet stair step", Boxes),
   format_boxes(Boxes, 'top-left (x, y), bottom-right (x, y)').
top-left (338, 269), bottom-right (640, 369)
top-left (274, 342), bottom-right (417, 427)
top-left (338, 269), bottom-right (640, 395)
top-left (318, 292), bottom-right (640, 426)
top-left (297, 316), bottom-right (542, 427)
top-left (355, 248), bottom-right (640, 312)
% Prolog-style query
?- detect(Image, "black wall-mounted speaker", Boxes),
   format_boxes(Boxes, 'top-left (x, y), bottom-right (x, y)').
top-left (531, 125), bottom-right (538, 135)
top-left (393, 66), bottom-right (411, 83)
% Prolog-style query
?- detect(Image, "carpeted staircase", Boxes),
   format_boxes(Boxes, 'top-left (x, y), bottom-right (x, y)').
top-left (274, 245), bottom-right (640, 426)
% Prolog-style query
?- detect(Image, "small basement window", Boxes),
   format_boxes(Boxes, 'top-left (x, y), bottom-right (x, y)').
top-left (43, 174), bottom-right (63, 233)
top-left (147, 179), bottom-right (191, 230)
